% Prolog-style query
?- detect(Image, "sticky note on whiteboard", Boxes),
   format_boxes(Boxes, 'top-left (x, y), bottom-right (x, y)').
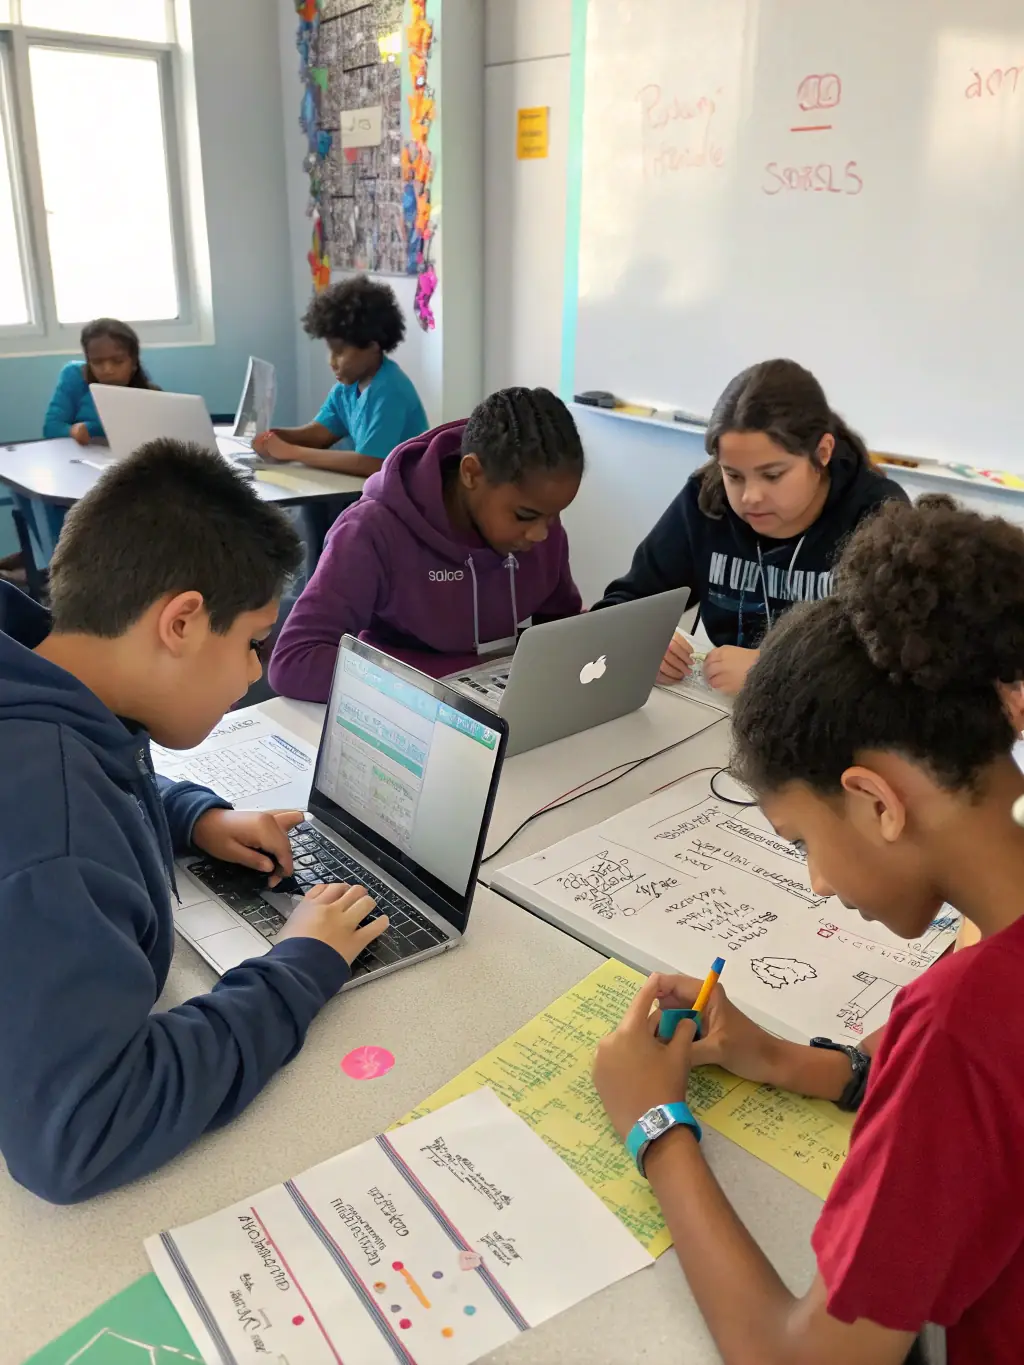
top-left (517, 105), bottom-right (550, 159)
top-left (340, 104), bottom-right (383, 149)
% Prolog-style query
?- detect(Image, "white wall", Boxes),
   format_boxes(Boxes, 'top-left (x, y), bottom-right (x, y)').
top-left (482, 0), bottom-right (1024, 607)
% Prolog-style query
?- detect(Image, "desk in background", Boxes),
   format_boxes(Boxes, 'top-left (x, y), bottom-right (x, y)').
top-left (0, 437), bottom-right (366, 561)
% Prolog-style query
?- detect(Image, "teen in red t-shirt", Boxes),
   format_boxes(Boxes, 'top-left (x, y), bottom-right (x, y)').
top-left (593, 495), bottom-right (1024, 1364)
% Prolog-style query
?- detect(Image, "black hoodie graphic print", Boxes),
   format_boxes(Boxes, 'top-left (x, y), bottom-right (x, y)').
top-left (596, 442), bottom-right (909, 647)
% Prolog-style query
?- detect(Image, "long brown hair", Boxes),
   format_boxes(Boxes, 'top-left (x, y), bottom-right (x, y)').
top-left (697, 359), bottom-right (868, 518)
top-left (81, 318), bottom-right (159, 391)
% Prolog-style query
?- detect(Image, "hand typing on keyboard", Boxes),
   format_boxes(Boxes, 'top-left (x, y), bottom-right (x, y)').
top-left (277, 882), bottom-right (390, 966)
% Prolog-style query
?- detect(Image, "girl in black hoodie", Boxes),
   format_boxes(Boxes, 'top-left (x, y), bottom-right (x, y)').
top-left (596, 359), bottom-right (908, 695)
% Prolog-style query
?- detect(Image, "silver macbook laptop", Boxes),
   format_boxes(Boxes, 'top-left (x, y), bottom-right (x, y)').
top-left (231, 356), bottom-right (276, 443)
top-left (90, 385), bottom-right (243, 463)
top-left (174, 636), bottom-right (508, 981)
top-left (445, 587), bottom-right (690, 757)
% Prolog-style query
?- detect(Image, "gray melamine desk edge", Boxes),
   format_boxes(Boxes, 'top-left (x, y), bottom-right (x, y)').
top-left (0, 437), bottom-right (364, 505)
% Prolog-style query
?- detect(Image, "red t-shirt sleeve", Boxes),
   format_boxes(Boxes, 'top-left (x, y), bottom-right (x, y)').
top-left (812, 985), bottom-right (1021, 1332)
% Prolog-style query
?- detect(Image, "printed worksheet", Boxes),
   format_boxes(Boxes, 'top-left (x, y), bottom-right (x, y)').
top-left (492, 791), bottom-right (960, 1044)
top-left (152, 713), bottom-right (317, 812)
top-left (146, 1090), bottom-right (652, 1365)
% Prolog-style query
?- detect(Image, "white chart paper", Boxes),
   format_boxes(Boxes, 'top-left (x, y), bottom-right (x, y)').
top-left (146, 1089), bottom-right (652, 1365)
top-left (153, 713), bottom-right (317, 812)
top-left (492, 790), bottom-right (960, 1044)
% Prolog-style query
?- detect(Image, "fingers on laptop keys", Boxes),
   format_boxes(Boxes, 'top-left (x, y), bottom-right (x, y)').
top-left (277, 882), bottom-right (390, 965)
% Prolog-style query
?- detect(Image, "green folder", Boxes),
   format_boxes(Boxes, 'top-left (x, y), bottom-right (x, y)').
top-left (25, 1274), bottom-right (199, 1365)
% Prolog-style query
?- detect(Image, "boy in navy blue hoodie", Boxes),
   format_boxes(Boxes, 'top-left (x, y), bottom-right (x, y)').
top-left (0, 441), bottom-right (388, 1203)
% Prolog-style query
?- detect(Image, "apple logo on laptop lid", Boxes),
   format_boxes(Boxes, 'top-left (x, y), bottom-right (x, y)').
top-left (579, 655), bottom-right (608, 685)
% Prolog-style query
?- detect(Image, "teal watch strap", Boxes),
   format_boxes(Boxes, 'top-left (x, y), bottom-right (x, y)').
top-left (626, 1102), bottom-right (701, 1177)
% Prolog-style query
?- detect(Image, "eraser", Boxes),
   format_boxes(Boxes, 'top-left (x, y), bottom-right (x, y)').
top-left (657, 1007), bottom-right (702, 1041)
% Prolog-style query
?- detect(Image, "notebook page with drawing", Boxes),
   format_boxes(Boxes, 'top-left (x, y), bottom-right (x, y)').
top-left (492, 780), bottom-right (960, 1044)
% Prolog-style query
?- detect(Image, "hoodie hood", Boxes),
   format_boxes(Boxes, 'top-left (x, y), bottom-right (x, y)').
top-left (361, 419), bottom-right (496, 568)
top-left (0, 582), bottom-right (149, 790)
top-left (0, 581), bottom-right (188, 885)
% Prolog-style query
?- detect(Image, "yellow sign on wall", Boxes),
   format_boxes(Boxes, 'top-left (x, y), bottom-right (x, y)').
top-left (516, 105), bottom-right (550, 159)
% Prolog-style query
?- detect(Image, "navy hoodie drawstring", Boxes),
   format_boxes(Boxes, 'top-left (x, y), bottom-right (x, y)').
top-left (465, 555), bottom-right (520, 652)
top-left (738, 536), bottom-right (806, 646)
top-left (135, 747), bottom-right (180, 898)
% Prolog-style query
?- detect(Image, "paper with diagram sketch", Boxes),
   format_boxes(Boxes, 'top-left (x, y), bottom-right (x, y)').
top-left (491, 789), bottom-right (960, 1044)
top-left (152, 712), bottom-right (317, 813)
top-left (146, 1088), bottom-right (651, 1365)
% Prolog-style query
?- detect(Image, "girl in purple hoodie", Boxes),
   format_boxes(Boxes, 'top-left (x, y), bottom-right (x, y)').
top-left (270, 388), bottom-right (585, 701)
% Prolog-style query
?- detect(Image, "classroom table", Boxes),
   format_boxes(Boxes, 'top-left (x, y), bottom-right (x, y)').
top-left (260, 688), bottom-right (733, 875)
top-left (0, 437), bottom-right (366, 560)
top-left (2, 884), bottom-right (819, 1363)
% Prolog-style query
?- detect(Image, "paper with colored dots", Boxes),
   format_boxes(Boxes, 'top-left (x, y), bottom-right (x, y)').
top-left (144, 1089), bottom-right (651, 1364)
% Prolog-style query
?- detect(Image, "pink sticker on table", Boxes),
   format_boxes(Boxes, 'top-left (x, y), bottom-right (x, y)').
top-left (341, 1046), bottom-right (396, 1080)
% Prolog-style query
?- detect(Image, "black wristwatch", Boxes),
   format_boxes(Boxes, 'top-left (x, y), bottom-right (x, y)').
top-left (810, 1037), bottom-right (872, 1112)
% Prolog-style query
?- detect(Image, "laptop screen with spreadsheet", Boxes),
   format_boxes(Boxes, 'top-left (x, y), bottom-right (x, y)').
top-left (309, 637), bottom-right (508, 929)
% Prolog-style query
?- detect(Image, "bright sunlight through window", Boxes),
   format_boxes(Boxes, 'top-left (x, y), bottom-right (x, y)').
top-left (0, 100), bottom-right (29, 326)
top-left (29, 46), bottom-right (179, 323)
top-left (20, 0), bottom-right (171, 44)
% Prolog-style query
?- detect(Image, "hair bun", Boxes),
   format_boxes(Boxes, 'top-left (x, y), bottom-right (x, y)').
top-left (835, 495), bottom-right (1024, 691)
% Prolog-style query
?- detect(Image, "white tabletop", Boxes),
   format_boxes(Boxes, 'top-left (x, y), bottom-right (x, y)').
top-left (261, 689), bottom-right (733, 874)
top-left (0, 437), bottom-right (364, 506)
top-left (3, 884), bottom-right (818, 1363)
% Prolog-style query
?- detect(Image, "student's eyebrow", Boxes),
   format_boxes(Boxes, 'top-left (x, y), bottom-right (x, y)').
top-left (721, 460), bottom-right (788, 475)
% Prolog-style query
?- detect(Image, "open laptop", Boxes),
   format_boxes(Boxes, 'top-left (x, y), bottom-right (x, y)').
top-left (230, 356), bottom-right (276, 444)
top-left (445, 587), bottom-right (690, 757)
top-left (91, 385), bottom-right (234, 461)
top-left (174, 636), bottom-right (508, 982)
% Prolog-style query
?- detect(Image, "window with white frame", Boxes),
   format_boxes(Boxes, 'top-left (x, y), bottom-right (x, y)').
top-left (0, 0), bottom-right (205, 353)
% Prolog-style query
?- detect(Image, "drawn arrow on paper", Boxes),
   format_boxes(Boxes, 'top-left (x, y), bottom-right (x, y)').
top-left (750, 957), bottom-right (818, 990)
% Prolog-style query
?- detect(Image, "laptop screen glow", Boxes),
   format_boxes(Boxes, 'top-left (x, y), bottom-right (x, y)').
top-left (313, 643), bottom-right (503, 900)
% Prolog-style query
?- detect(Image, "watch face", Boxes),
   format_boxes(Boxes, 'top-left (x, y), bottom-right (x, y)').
top-left (640, 1107), bottom-right (672, 1140)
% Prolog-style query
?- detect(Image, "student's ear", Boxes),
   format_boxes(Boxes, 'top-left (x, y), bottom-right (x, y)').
top-left (840, 765), bottom-right (906, 844)
top-left (154, 591), bottom-right (209, 658)
top-left (460, 452), bottom-right (485, 491)
top-left (816, 433), bottom-right (836, 467)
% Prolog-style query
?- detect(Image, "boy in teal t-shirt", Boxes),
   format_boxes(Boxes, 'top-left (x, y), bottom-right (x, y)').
top-left (255, 277), bottom-right (428, 478)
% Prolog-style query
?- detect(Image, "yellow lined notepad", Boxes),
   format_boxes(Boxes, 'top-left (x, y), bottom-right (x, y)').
top-left (396, 960), bottom-right (853, 1257)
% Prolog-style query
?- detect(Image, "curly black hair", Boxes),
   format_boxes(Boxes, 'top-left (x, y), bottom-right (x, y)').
top-left (302, 276), bottom-right (406, 352)
top-left (461, 387), bottom-right (585, 484)
top-left (731, 494), bottom-right (1024, 794)
top-left (697, 359), bottom-right (870, 518)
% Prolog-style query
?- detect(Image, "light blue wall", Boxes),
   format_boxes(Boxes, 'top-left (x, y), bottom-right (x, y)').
top-left (0, 0), bottom-right (298, 446)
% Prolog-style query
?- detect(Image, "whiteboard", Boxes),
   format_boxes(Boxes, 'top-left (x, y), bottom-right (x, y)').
top-left (569, 0), bottom-right (1024, 468)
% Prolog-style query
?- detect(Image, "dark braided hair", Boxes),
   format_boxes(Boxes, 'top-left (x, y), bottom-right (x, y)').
top-left (81, 318), bottom-right (157, 390)
top-left (731, 495), bottom-right (1024, 795)
top-left (302, 275), bottom-right (406, 353)
top-left (698, 359), bottom-right (870, 518)
top-left (461, 387), bottom-right (585, 484)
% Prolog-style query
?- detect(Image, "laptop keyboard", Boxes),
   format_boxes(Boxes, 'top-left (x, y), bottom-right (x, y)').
top-left (450, 662), bottom-right (510, 706)
top-left (184, 822), bottom-right (448, 979)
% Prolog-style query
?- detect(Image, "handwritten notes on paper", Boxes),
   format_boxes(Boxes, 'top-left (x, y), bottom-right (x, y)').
top-left (152, 712), bottom-right (317, 812)
top-left (147, 1090), bottom-right (651, 1365)
top-left (398, 960), bottom-right (672, 1256)
top-left (398, 960), bottom-right (856, 1260)
top-left (492, 792), bottom-right (960, 1044)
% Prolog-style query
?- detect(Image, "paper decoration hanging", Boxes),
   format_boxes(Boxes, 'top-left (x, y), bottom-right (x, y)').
top-left (403, 0), bottom-right (437, 328)
top-left (296, 0), bottom-right (431, 290)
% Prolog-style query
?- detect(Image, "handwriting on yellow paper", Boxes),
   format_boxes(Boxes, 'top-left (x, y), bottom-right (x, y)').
top-left (396, 959), bottom-right (853, 1257)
